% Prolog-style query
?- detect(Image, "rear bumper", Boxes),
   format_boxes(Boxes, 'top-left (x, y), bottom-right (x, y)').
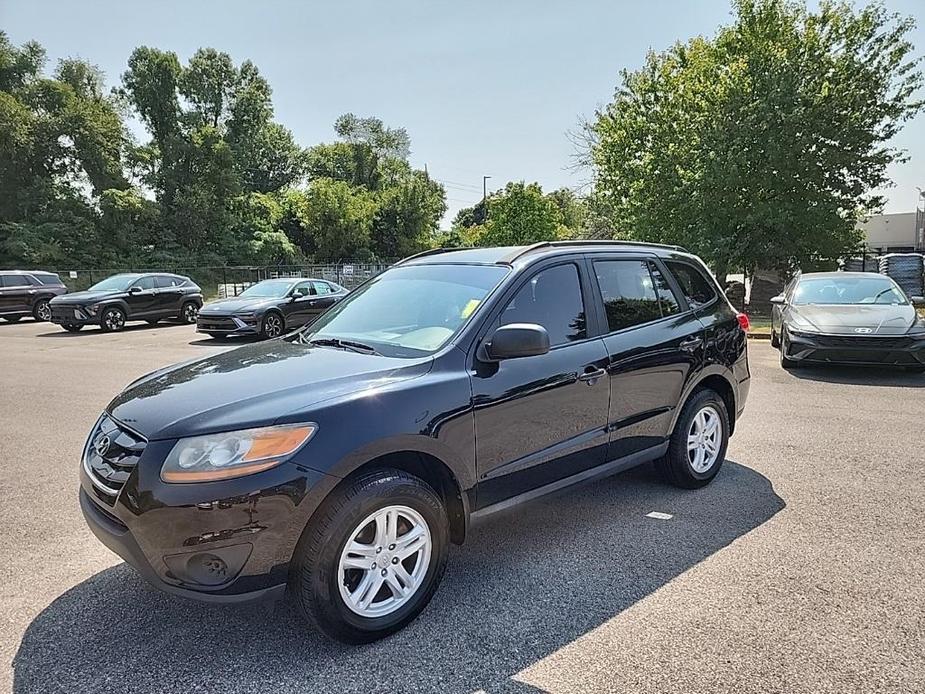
top-left (784, 331), bottom-right (925, 366)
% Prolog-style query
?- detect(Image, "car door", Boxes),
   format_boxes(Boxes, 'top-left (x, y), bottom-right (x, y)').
top-left (284, 281), bottom-right (315, 327)
top-left (0, 274), bottom-right (32, 315)
top-left (307, 281), bottom-right (339, 322)
top-left (154, 275), bottom-right (184, 315)
top-left (470, 260), bottom-right (611, 509)
top-left (125, 276), bottom-right (159, 317)
top-left (590, 256), bottom-right (706, 460)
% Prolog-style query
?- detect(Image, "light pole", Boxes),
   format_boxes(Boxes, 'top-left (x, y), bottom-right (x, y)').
top-left (482, 176), bottom-right (491, 206)
top-left (916, 187), bottom-right (925, 251)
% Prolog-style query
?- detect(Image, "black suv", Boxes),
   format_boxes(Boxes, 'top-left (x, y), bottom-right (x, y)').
top-left (0, 270), bottom-right (68, 322)
top-left (49, 272), bottom-right (203, 332)
top-left (79, 242), bottom-right (749, 643)
top-left (197, 277), bottom-right (348, 339)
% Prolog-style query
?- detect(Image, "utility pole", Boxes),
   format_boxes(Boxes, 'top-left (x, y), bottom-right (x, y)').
top-left (482, 175), bottom-right (491, 205)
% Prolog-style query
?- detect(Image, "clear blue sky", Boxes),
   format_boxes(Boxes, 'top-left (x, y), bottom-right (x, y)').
top-left (3, 0), bottom-right (923, 226)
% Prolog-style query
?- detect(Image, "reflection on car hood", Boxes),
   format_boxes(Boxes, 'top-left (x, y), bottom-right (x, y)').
top-left (50, 290), bottom-right (118, 304)
top-left (108, 338), bottom-right (432, 440)
top-left (789, 304), bottom-right (917, 335)
top-left (200, 297), bottom-right (280, 314)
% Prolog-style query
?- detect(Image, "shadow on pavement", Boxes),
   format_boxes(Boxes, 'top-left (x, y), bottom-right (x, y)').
top-left (785, 363), bottom-right (925, 388)
top-left (13, 460), bottom-right (783, 694)
top-left (35, 321), bottom-right (194, 338)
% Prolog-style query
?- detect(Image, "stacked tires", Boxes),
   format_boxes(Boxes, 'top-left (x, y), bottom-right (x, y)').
top-left (878, 253), bottom-right (924, 298)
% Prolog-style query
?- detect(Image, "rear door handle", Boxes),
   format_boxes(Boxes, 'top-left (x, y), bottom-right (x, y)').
top-left (679, 336), bottom-right (703, 352)
top-left (578, 367), bottom-right (607, 383)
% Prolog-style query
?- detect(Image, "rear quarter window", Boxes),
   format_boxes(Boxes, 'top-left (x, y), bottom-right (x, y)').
top-left (665, 261), bottom-right (717, 309)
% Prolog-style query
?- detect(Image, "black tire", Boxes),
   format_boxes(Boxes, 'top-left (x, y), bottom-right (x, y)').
top-left (770, 326), bottom-right (780, 349)
top-left (62, 323), bottom-right (83, 332)
top-left (291, 469), bottom-right (449, 644)
top-left (146, 319), bottom-right (160, 326)
top-left (180, 301), bottom-right (199, 324)
top-left (656, 388), bottom-right (729, 489)
top-left (1, 315), bottom-right (22, 323)
top-left (100, 306), bottom-right (126, 332)
top-left (33, 299), bottom-right (52, 322)
top-left (260, 311), bottom-right (285, 339)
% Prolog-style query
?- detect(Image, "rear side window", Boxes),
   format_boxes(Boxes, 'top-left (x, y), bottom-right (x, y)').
top-left (649, 263), bottom-right (680, 316)
top-left (592, 260), bottom-right (663, 332)
top-left (33, 273), bottom-right (61, 285)
top-left (155, 276), bottom-right (181, 288)
top-left (312, 281), bottom-right (333, 295)
top-left (666, 261), bottom-right (716, 308)
top-left (500, 263), bottom-right (587, 346)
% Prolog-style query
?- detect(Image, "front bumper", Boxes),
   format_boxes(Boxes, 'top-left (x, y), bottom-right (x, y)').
top-left (784, 330), bottom-right (925, 367)
top-left (49, 304), bottom-right (96, 326)
top-left (196, 314), bottom-right (260, 336)
top-left (79, 425), bottom-right (338, 603)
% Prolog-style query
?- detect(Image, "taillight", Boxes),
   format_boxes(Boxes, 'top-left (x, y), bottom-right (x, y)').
top-left (736, 313), bottom-right (750, 331)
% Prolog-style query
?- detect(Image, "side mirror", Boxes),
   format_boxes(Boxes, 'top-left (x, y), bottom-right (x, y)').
top-left (770, 294), bottom-right (785, 305)
top-left (911, 296), bottom-right (925, 307)
top-left (128, 286), bottom-right (143, 295)
top-left (485, 323), bottom-right (550, 361)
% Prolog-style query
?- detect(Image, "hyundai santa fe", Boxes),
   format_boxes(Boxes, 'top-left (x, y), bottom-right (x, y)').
top-left (79, 241), bottom-right (750, 643)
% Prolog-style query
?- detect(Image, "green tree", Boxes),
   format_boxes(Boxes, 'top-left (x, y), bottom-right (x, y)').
top-left (481, 181), bottom-right (562, 246)
top-left (587, 0), bottom-right (923, 279)
top-left (371, 169), bottom-right (447, 258)
top-left (291, 179), bottom-right (378, 260)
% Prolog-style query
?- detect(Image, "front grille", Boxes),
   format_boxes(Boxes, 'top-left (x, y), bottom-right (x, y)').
top-left (197, 315), bottom-right (237, 331)
top-left (50, 304), bottom-right (84, 321)
top-left (84, 415), bottom-right (146, 504)
top-left (811, 334), bottom-right (913, 350)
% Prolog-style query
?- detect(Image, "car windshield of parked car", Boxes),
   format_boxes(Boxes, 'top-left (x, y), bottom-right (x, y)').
top-left (239, 279), bottom-right (296, 298)
top-left (793, 277), bottom-right (908, 305)
top-left (88, 275), bottom-right (139, 292)
top-left (301, 264), bottom-right (509, 357)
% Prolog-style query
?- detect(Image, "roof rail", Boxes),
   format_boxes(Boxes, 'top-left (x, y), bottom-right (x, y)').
top-left (396, 247), bottom-right (474, 265)
top-left (499, 239), bottom-right (688, 263)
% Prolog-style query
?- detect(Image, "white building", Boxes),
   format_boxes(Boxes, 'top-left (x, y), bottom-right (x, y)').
top-left (858, 212), bottom-right (921, 252)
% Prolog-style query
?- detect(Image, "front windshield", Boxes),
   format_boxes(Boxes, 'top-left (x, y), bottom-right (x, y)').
top-left (239, 279), bottom-right (296, 298)
top-left (89, 275), bottom-right (139, 291)
top-left (301, 264), bottom-right (509, 357)
top-left (793, 276), bottom-right (908, 306)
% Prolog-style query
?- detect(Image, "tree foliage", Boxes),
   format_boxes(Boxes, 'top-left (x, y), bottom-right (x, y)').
top-left (0, 34), bottom-right (446, 270)
top-left (587, 0), bottom-right (923, 278)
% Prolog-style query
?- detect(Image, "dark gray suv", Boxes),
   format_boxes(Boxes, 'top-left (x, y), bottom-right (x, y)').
top-left (0, 270), bottom-right (68, 322)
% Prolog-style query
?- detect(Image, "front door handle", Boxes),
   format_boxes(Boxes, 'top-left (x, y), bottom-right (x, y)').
top-left (679, 336), bottom-right (704, 352)
top-left (578, 367), bottom-right (607, 384)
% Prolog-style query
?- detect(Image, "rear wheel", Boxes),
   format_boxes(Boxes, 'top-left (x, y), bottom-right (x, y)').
top-left (33, 299), bottom-right (52, 322)
top-left (656, 388), bottom-right (729, 489)
top-left (1, 315), bottom-right (22, 323)
top-left (100, 306), bottom-right (126, 332)
top-left (62, 323), bottom-right (83, 332)
top-left (292, 469), bottom-right (449, 644)
top-left (146, 319), bottom-right (160, 326)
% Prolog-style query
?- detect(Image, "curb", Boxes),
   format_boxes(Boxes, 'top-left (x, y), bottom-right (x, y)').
top-left (748, 333), bottom-right (771, 341)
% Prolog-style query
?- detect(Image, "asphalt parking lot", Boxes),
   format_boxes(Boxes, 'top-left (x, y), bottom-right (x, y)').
top-left (1, 319), bottom-right (924, 693)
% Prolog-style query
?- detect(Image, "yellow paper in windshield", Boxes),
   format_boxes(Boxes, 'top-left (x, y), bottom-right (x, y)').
top-left (461, 299), bottom-right (480, 319)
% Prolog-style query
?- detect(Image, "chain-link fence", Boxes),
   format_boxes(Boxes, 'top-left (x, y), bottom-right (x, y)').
top-left (51, 262), bottom-right (395, 298)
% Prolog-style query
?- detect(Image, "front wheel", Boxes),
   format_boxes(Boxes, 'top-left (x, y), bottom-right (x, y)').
top-left (770, 325), bottom-right (780, 349)
top-left (100, 306), bottom-right (126, 332)
top-left (656, 388), bottom-right (729, 489)
top-left (33, 299), bottom-right (52, 322)
top-left (62, 323), bottom-right (83, 332)
top-left (180, 301), bottom-right (199, 324)
top-left (2, 315), bottom-right (22, 323)
top-left (292, 469), bottom-right (449, 643)
top-left (260, 312), bottom-right (284, 339)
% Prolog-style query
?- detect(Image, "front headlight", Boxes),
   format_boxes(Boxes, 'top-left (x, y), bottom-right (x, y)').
top-left (160, 423), bottom-right (316, 483)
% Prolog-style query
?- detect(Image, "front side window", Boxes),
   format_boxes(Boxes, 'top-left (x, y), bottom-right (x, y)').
top-left (666, 261), bottom-right (716, 308)
top-left (304, 263), bottom-right (509, 356)
top-left (239, 279), bottom-right (297, 299)
top-left (292, 281), bottom-right (312, 297)
top-left (593, 260), bottom-right (663, 332)
top-left (500, 264), bottom-right (587, 346)
top-left (133, 276), bottom-right (157, 291)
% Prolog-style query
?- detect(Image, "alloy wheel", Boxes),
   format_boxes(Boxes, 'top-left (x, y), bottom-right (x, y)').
top-left (337, 505), bottom-right (432, 618)
top-left (687, 405), bottom-right (722, 473)
top-left (103, 308), bottom-right (125, 331)
top-left (264, 314), bottom-right (283, 338)
top-left (36, 301), bottom-right (51, 321)
top-left (183, 303), bottom-right (199, 323)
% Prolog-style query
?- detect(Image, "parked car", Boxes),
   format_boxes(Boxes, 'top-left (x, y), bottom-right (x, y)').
top-left (770, 271), bottom-right (925, 371)
top-left (197, 277), bottom-right (348, 339)
top-left (0, 270), bottom-right (68, 322)
top-left (49, 272), bottom-right (203, 332)
top-left (79, 241), bottom-right (749, 643)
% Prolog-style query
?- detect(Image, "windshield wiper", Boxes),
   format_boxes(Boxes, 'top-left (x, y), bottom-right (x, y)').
top-left (308, 337), bottom-right (380, 355)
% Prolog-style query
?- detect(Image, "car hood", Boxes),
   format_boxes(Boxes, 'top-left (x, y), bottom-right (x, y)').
top-left (50, 289), bottom-right (119, 304)
top-left (789, 304), bottom-right (918, 335)
top-left (200, 297), bottom-right (280, 314)
top-left (108, 339), bottom-right (432, 440)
